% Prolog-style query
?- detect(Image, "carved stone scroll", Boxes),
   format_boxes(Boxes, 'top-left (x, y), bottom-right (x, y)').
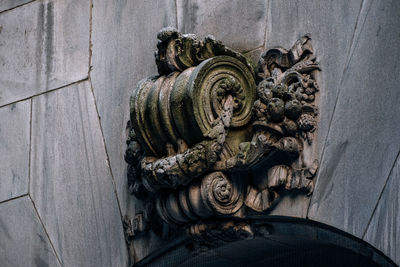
top-left (156, 171), bottom-right (245, 224)
top-left (124, 27), bottom-right (321, 256)
top-left (130, 55), bottom-right (255, 158)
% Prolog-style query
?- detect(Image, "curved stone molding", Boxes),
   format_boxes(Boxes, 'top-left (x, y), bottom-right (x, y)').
top-left (124, 27), bottom-right (321, 259)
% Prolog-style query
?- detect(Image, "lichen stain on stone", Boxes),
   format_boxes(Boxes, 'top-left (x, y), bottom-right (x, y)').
top-left (35, 2), bottom-right (55, 88)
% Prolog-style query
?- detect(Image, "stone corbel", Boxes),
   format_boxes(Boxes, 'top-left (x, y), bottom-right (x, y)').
top-left (125, 27), bottom-right (321, 247)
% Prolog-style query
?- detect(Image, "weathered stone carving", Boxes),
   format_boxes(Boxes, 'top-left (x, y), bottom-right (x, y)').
top-left (125, 27), bottom-right (321, 256)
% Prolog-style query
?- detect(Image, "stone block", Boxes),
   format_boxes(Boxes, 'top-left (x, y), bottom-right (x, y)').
top-left (364, 155), bottom-right (400, 265)
top-left (0, 196), bottom-right (60, 267)
top-left (177, 0), bottom-right (267, 52)
top-left (0, 0), bottom-right (89, 106)
top-left (0, 0), bottom-right (32, 12)
top-left (30, 82), bottom-right (128, 266)
top-left (265, 0), bottom-right (363, 159)
top-left (261, 0), bottom-right (363, 217)
top-left (0, 100), bottom-right (30, 202)
top-left (309, 0), bottom-right (400, 238)
top-left (90, 0), bottom-right (177, 216)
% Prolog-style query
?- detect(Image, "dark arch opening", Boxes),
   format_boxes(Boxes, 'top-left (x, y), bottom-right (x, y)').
top-left (137, 216), bottom-right (397, 267)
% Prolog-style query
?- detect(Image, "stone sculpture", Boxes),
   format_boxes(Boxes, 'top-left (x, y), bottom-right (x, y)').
top-left (124, 27), bottom-right (321, 260)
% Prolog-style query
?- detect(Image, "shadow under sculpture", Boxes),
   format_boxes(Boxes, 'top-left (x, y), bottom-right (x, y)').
top-left (124, 27), bottom-right (321, 262)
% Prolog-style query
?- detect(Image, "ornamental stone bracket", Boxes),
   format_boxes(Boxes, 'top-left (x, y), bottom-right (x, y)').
top-left (124, 27), bottom-right (321, 262)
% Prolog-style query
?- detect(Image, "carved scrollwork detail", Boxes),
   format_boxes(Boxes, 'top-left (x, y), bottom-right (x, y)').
top-left (155, 27), bottom-right (253, 76)
top-left (201, 171), bottom-right (244, 215)
top-left (130, 55), bottom-right (255, 158)
top-left (125, 28), bottom-right (321, 247)
top-left (211, 175), bottom-right (232, 202)
top-left (156, 171), bottom-right (245, 224)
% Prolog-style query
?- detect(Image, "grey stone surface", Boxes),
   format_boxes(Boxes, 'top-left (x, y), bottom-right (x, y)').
top-left (266, 0), bottom-right (363, 161)
top-left (309, 0), bottom-right (400, 238)
top-left (269, 194), bottom-right (310, 218)
top-left (30, 82), bottom-right (128, 267)
top-left (90, 0), bottom-right (177, 216)
top-left (364, 154), bottom-right (400, 265)
top-left (0, 0), bottom-right (33, 12)
top-left (0, 0), bottom-right (89, 106)
top-left (177, 0), bottom-right (267, 52)
top-left (0, 196), bottom-right (60, 267)
top-left (0, 100), bottom-right (30, 202)
top-left (265, 0), bottom-right (363, 217)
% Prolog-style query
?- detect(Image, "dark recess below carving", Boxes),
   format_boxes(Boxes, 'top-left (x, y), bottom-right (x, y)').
top-left (135, 217), bottom-right (397, 267)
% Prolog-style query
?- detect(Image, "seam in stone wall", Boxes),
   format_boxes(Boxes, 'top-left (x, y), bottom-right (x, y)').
top-left (362, 148), bottom-right (400, 239)
top-left (0, 0), bottom-right (36, 15)
top-left (306, 0), bottom-right (373, 218)
top-left (28, 194), bottom-right (62, 266)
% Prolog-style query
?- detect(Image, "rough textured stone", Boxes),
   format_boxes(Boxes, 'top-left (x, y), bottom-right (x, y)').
top-left (177, 0), bottom-right (267, 52)
top-left (0, 196), bottom-right (60, 267)
top-left (90, 0), bottom-right (177, 216)
top-left (0, 0), bottom-right (33, 12)
top-left (30, 82), bottom-right (128, 267)
top-left (0, 0), bottom-right (89, 106)
top-left (308, 0), bottom-right (400, 238)
top-left (364, 155), bottom-right (400, 265)
top-left (0, 100), bottom-right (30, 202)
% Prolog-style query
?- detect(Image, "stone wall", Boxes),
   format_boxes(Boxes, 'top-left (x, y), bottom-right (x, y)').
top-left (0, 0), bottom-right (399, 266)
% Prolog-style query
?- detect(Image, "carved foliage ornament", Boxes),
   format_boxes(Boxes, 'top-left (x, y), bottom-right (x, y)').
top-left (125, 27), bottom-right (320, 239)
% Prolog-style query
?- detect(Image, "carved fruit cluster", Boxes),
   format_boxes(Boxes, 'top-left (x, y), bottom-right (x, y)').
top-left (254, 79), bottom-right (318, 137)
